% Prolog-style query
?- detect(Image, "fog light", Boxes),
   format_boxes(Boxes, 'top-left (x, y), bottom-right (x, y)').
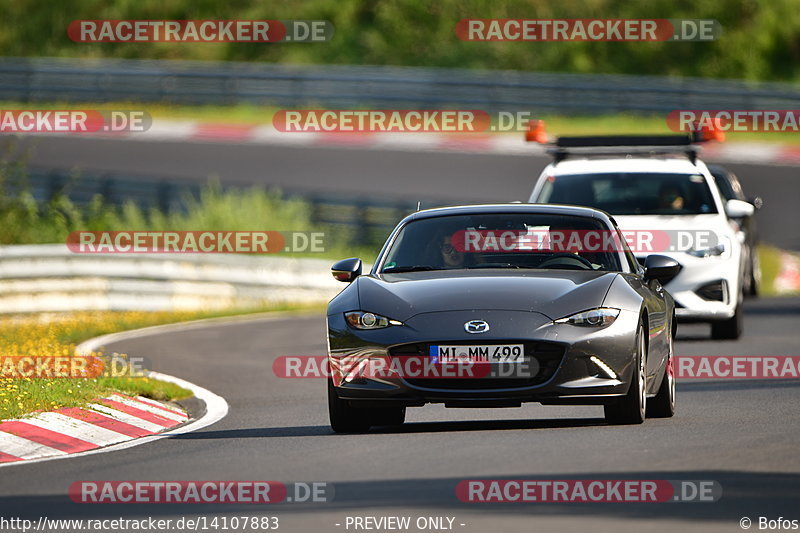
top-left (589, 356), bottom-right (618, 379)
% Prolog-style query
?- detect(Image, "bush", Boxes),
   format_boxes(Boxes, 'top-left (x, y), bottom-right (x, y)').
top-left (0, 0), bottom-right (798, 81)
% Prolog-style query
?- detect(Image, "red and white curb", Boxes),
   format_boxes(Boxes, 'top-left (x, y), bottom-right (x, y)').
top-left (0, 320), bottom-right (233, 468)
top-left (25, 119), bottom-right (800, 165)
top-left (0, 394), bottom-right (188, 464)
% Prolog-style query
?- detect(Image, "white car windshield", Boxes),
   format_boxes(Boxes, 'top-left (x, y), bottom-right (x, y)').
top-left (537, 172), bottom-right (718, 215)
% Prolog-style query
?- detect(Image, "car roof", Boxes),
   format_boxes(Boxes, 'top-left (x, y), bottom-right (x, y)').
top-left (545, 156), bottom-right (706, 176)
top-left (405, 203), bottom-right (614, 225)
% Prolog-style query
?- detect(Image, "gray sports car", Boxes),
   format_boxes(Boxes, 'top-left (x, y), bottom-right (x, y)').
top-left (327, 204), bottom-right (679, 432)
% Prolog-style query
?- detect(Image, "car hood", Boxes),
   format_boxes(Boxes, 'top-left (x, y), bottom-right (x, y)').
top-left (356, 269), bottom-right (617, 322)
top-left (613, 214), bottom-right (732, 234)
top-left (613, 214), bottom-right (735, 255)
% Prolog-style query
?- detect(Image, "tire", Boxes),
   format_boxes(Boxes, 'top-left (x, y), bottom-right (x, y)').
top-left (711, 301), bottom-right (743, 340)
top-left (605, 324), bottom-right (646, 425)
top-left (647, 327), bottom-right (675, 418)
top-left (328, 380), bottom-right (372, 433)
top-left (370, 407), bottom-right (406, 427)
top-left (749, 252), bottom-right (761, 297)
top-left (742, 257), bottom-right (753, 297)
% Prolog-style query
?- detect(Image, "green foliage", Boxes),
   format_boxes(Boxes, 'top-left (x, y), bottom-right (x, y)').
top-left (0, 165), bottom-right (313, 245)
top-left (0, 0), bottom-right (798, 80)
top-left (0, 157), bottom-right (377, 259)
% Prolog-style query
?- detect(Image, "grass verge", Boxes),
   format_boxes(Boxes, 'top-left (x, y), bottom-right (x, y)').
top-left (2, 101), bottom-right (800, 145)
top-left (0, 303), bottom-right (323, 420)
top-left (758, 244), bottom-right (800, 297)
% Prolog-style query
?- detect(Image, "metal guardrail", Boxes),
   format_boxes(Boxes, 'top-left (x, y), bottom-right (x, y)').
top-left (0, 244), bottom-right (343, 313)
top-left (2, 57), bottom-right (800, 114)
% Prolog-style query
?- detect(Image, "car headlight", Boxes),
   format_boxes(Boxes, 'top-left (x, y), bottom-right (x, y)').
top-left (344, 311), bottom-right (402, 330)
top-left (554, 308), bottom-right (620, 327)
top-left (686, 243), bottom-right (726, 258)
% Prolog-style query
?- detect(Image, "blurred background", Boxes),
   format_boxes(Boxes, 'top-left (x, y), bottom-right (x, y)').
top-left (1, 0), bottom-right (799, 315)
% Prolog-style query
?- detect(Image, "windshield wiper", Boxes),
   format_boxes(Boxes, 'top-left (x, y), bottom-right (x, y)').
top-left (382, 265), bottom-right (440, 273)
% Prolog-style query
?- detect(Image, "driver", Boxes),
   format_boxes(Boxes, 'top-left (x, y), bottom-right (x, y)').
top-left (440, 234), bottom-right (466, 268)
top-left (658, 184), bottom-right (685, 210)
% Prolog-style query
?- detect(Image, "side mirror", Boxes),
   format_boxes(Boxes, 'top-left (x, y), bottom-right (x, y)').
top-left (748, 196), bottom-right (764, 210)
top-left (331, 258), bottom-right (362, 282)
top-left (725, 199), bottom-right (755, 218)
top-left (643, 255), bottom-right (681, 283)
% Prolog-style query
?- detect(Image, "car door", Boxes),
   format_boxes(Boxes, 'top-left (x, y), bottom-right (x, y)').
top-left (617, 226), bottom-right (670, 387)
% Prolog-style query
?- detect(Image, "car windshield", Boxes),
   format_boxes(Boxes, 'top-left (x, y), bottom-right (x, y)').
top-left (536, 172), bottom-right (718, 215)
top-left (380, 213), bottom-right (623, 273)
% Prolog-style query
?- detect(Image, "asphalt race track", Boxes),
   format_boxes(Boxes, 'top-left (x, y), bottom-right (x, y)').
top-left (0, 138), bottom-right (798, 532)
top-left (10, 136), bottom-right (800, 251)
top-left (0, 298), bottom-right (798, 532)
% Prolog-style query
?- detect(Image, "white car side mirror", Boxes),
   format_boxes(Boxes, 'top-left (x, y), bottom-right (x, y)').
top-left (725, 199), bottom-right (755, 218)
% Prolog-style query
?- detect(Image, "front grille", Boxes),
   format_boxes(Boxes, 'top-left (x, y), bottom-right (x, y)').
top-left (389, 341), bottom-right (565, 390)
top-left (696, 279), bottom-right (728, 302)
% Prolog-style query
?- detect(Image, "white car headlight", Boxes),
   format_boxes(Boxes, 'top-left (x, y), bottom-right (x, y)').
top-left (555, 308), bottom-right (620, 328)
top-left (686, 243), bottom-right (726, 258)
top-left (344, 311), bottom-right (402, 330)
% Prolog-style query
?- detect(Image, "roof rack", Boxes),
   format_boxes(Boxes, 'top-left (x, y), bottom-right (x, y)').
top-left (555, 134), bottom-right (694, 148)
top-left (548, 143), bottom-right (701, 164)
top-left (524, 121), bottom-right (722, 165)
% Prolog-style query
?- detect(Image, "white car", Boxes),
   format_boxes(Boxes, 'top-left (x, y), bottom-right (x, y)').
top-left (528, 135), bottom-right (755, 339)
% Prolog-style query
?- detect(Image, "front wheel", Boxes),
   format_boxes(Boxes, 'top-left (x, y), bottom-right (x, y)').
top-left (605, 325), bottom-right (646, 425)
top-left (647, 327), bottom-right (675, 418)
top-left (328, 380), bottom-right (372, 433)
top-left (711, 301), bottom-right (743, 340)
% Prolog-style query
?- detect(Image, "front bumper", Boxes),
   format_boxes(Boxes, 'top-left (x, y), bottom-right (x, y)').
top-left (327, 309), bottom-right (640, 407)
top-left (638, 253), bottom-right (741, 321)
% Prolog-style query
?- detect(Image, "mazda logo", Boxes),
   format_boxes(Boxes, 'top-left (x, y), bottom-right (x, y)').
top-left (464, 320), bottom-right (490, 333)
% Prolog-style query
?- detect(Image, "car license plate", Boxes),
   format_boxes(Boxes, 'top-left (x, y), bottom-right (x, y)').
top-left (429, 344), bottom-right (525, 364)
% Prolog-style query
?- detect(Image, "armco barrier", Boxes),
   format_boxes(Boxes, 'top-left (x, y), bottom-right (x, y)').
top-left (0, 245), bottom-right (345, 313)
top-left (2, 57), bottom-right (800, 114)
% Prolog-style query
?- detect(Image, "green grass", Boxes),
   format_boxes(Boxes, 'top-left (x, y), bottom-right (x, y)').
top-left (758, 244), bottom-right (787, 297)
top-left (0, 155), bottom-right (380, 260)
